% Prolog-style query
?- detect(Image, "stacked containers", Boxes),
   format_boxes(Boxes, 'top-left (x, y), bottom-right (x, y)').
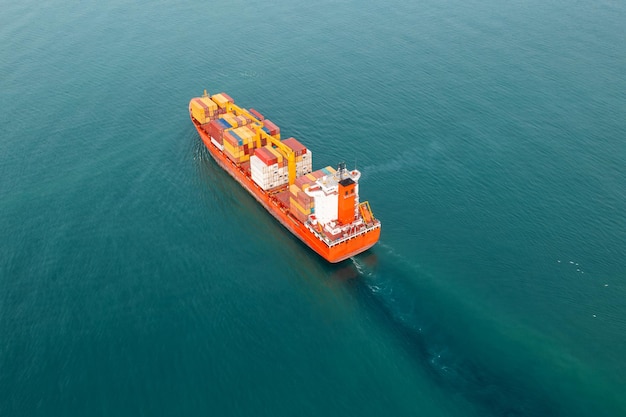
top-left (212, 106), bottom-right (261, 153)
top-left (207, 119), bottom-right (229, 145)
top-left (207, 115), bottom-right (243, 146)
top-left (282, 137), bottom-right (313, 177)
top-left (290, 175), bottom-right (317, 223)
top-left (221, 113), bottom-right (250, 129)
top-left (223, 129), bottom-right (246, 164)
top-left (295, 173), bottom-right (316, 190)
top-left (190, 97), bottom-right (218, 124)
top-left (211, 93), bottom-right (234, 109)
top-left (250, 145), bottom-right (288, 190)
top-left (261, 119), bottom-right (280, 138)
top-left (232, 126), bottom-right (258, 156)
top-left (223, 125), bottom-right (260, 164)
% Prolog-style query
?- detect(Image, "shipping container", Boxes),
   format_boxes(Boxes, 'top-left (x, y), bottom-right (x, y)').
top-left (290, 197), bottom-right (310, 214)
top-left (254, 147), bottom-right (278, 166)
top-left (251, 166), bottom-right (288, 190)
top-left (207, 120), bottom-right (226, 144)
top-left (295, 174), bottom-right (315, 189)
top-left (223, 131), bottom-right (241, 147)
top-left (190, 97), bottom-right (218, 124)
top-left (312, 170), bottom-right (326, 179)
top-left (262, 119), bottom-right (280, 136)
top-left (249, 108), bottom-right (264, 121)
top-left (211, 93), bottom-right (234, 109)
top-left (233, 126), bottom-right (255, 145)
top-left (289, 183), bottom-right (300, 197)
top-left (222, 113), bottom-right (239, 127)
top-left (265, 145), bottom-right (284, 163)
top-left (221, 92), bottom-right (234, 103)
top-left (283, 137), bottom-right (307, 156)
top-left (218, 118), bottom-right (232, 129)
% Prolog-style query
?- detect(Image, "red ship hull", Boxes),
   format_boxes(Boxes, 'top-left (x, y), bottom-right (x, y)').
top-left (192, 120), bottom-right (380, 263)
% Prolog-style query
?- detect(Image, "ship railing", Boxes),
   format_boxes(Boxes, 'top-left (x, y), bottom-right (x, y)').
top-left (305, 220), bottom-right (380, 248)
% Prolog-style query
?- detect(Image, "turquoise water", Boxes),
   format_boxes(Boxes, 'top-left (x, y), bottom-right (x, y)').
top-left (2, 0), bottom-right (625, 415)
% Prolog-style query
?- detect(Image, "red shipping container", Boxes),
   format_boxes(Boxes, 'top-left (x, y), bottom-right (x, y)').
top-left (312, 170), bottom-right (325, 179)
top-left (295, 176), bottom-right (313, 189)
top-left (208, 119), bottom-right (225, 143)
top-left (283, 137), bottom-right (307, 156)
top-left (254, 147), bottom-right (278, 166)
top-left (249, 108), bottom-right (264, 121)
top-left (297, 189), bottom-right (312, 206)
top-left (290, 206), bottom-right (309, 223)
top-left (223, 131), bottom-right (240, 148)
top-left (262, 119), bottom-right (280, 136)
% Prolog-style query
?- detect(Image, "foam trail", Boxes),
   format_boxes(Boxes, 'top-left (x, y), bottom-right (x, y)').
top-left (347, 244), bottom-right (563, 417)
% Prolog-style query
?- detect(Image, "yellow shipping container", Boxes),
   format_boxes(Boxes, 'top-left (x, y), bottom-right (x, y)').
top-left (306, 173), bottom-right (316, 182)
top-left (233, 126), bottom-right (253, 144)
top-left (246, 126), bottom-right (260, 147)
top-left (235, 115), bottom-right (249, 127)
top-left (190, 97), bottom-right (217, 124)
top-left (223, 140), bottom-right (244, 157)
top-left (200, 97), bottom-right (217, 111)
top-left (245, 125), bottom-right (257, 139)
top-left (211, 93), bottom-right (230, 109)
top-left (245, 130), bottom-right (256, 146)
top-left (232, 116), bottom-right (244, 129)
top-left (325, 166), bottom-right (337, 174)
top-left (221, 113), bottom-right (237, 127)
top-left (226, 151), bottom-right (246, 162)
top-left (190, 106), bottom-right (207, 124)
top-left (289, 183), bottom-right (300, 197)
top-left (233, 127), bottom-right (246, 144)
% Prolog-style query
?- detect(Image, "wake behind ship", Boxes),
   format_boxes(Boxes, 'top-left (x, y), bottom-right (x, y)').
top-left (189, 90), bottom-right (381, 263)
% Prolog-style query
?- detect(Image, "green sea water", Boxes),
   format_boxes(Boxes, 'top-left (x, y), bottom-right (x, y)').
top-left (2, 0), bottom-right (625, 416)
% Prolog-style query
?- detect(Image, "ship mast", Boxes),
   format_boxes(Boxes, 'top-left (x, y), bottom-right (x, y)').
top-left (338, 161), bottom-right (347, 180)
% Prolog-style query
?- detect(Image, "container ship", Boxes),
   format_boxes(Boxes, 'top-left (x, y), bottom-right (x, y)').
top-left (189, 90), bottom-right (381, 263)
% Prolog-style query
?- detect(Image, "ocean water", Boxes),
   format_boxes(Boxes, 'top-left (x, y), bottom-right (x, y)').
top-left (1, 0), bottom-right (625, 416)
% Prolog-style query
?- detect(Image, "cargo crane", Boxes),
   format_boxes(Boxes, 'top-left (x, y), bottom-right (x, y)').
top-left (224, 101), bottom-right (297, 186)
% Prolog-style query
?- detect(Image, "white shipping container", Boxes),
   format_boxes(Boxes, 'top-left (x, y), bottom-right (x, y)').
top-left (251, 169), bottom-right (289, 190)
top-left (250, 151), bottom-right (311, 190)
top-left (251, 165), bottom-right (285, 179)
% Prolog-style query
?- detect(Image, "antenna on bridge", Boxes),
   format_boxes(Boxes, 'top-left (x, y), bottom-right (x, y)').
top-left (338, 161), bottom-right (347, 179)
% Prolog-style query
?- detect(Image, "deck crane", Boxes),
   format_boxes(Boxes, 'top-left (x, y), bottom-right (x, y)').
top-left (224, 101), bottom-right (297, 186)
